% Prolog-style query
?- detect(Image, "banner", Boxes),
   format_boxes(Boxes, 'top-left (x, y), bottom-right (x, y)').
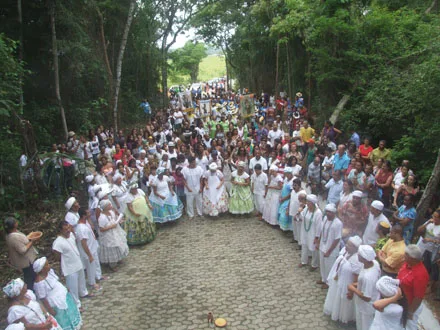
top-left (199, 99), bottom-right (212, 117)
top-left (239, 94), bottom-right (255, 118)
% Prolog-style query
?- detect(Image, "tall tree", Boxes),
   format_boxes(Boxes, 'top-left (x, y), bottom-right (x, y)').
top-left (169, 41), bottom-right (207, 82)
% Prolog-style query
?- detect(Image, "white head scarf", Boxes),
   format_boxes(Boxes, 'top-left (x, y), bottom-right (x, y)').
top-left (85, 175), bottom-right (94, 183)
top-left (100, 199), bottom-right (111, 210)
top-left (371, 200), bottom-right (384, 211)
top-left (269, 164), bottom-right (279, 172)
top-left (5, 323), bottom-right (25, 330)
top-left (3, 278), bottom-right (24, 298)
top-left (376, 276), bottom-right (400, 297)
top-left (64, 197), bottom-right (76, 210)
top-left (325, 203), bottom-right (337, 213)
top-left (352, 190), bottom-right (363, 198)
top-left (306, 194), bottom-right (318, 204)
top-left (358, 245), bottom-right (376, 261)
top-left (348, 235), bottom-right (362, 248)
top-left (283, 167), bottom-right (293, 174)
top-left (32, 257), bottom-right (47, 274)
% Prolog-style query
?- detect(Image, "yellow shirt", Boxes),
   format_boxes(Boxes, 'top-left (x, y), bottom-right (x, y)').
top-left (300, 127), bottom-right (315, 143)
top-left (381, 239), bottom-right (406, 274)
top-left (370, 147), bottom-right (391, 165)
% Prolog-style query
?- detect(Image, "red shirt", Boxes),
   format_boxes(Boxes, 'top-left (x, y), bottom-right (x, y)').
top-left (397, 261), bottom-right (429, 305)
top-left (359, 144), bottom-right (373, 159)
top-left (113, 149), bottom-right (125, 161)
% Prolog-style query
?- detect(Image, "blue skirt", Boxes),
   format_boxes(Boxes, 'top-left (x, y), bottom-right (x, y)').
top-left (151, 199), bottom-right (184, 223)
top-left (54, 292), bottom-right (82, 330)
top-left (278, 200), bottom-right (293, 231)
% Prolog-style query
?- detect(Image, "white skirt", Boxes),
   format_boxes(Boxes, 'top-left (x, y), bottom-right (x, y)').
top-left (323, 278), bottom-right (356, 323)
top-left (262, 189), bottom-right (281, 225)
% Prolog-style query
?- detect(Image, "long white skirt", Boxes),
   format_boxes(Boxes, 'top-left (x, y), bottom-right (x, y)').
top-left (262, 189), bottom-right (281, 225)
top-left (323, 278), bottom-right (356, 323)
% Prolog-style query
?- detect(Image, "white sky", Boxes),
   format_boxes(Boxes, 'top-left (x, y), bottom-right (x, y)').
top-left (169, 27), bottom-right (197, 50)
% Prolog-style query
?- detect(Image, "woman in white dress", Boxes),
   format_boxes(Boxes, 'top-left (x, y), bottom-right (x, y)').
top-left (4, 278), bottom-right (62, 330)
top-left (347, 245), bottom-right (381, 330)
top-left (371, 276), bottom-right (405, 330)
top-left (33, 257), bottom-right (82, 330)
top-left (262, 165), bottom-right (283, 225)
top-left (203, 162), bottom-right (229, 216)
top-left (111, 173), bottom-right (128, 213)
top-left (324, 235), bottom-right (363, 323)
top-left (149, 167), bottom-right (183, 223)
top-left (98, 200), bottom-right (129, 271)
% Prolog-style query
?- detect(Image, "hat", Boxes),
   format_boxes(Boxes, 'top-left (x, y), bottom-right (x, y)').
top-left (296, 92), bottom-right (302, 97)
top-left (308, 138), bottom-right (315, 144)
top-left (358, 245), bottom-right (376, 261)
top-left (306, 194), bottom-right (318, 204)
top-left (352, 190), bottom-right (363, 198)
top-left (379, 221), bottom-right (391, 229)
top-left (85, 175), bottom-right (94, 183)
top-left (209, 162), bottom-right (218, 171)
top-left (3, 278), bottom-right (24, 298)
top-left (68, 131), bottom-right (76, 137)
top-left (33, 257), bottom-right (47, 273)
top-left (100, 199), bottom-right (111, 210)
top-left (129, 182), bottom-right (139, 189)
top-left (168, 142), bottom-right (175, 147)
top-left (348, 235), bottom-right (362, 248)
top-left (269, 165), bottom-right (279, 172)
top-left (113, 173), bottom-right (122, 183)
top-left (371, 200), bottom-right (384, 211)
top-left (140, 149), bottom-right (147, 154)
top-left (376, 276), bottom-right (400, 297)
top-left (325, 203), bottom-right (337, 213)
top-left (157, 167), bottom-right (166, 176)
top-left (5, 323), bottom-right (25, 330)
top-left (284, 167), bottom-right (293, 174)
top-left (237, 161), bottom-right (246, 168)
top-left (65, 197), bottom-right (76, 210)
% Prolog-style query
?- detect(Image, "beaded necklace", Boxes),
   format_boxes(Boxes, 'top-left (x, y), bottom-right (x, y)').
top-left (303, 208), bottom-right (316, 232)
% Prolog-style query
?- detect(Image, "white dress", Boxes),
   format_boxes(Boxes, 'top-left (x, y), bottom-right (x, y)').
top-left (355, 261), bottom-right (381, 330)
top-left (262, 174), bottom-right (283, 225)
top-left (324, 248), bottom-right (363, 323)
top-left (7, 290), bottom-right (62, 330)
top-left (370, 304), bottom-right (404, 330)
top-left (98, 210), bottom-right (129, 263)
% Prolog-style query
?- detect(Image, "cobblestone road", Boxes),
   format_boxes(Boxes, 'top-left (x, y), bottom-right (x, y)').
top-left (82, 215), bottom-right (355, 330)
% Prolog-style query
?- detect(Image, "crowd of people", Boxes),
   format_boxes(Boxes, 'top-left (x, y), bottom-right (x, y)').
top-left (4, 88), bottom-right (440, 330)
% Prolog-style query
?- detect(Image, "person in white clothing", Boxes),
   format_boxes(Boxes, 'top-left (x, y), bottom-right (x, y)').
top-left (318, 203), bottom-right (342, 288)
top-left (362, 200), bottom-right (390, 245)
top-left (251, 164), bottom-right (268, 216)
top-left (75, 209), bottom-right (103, 291)
top-left (299, 194), bottom-right (323, 270)
top-left (249, 150), bottom-right (268, 174)
top-left (182, 157), bottom-right (204, 219)
top-left (370, 276), bottom-right (405, 330)
top-left (52, 221), bottom-right (90, 308)
top-left (268, 124), bottom-right (283, 146)
top-left (288, 179), bottom-right (306, 245)
top-left (64, 197), bottom-right (80, 228)
top-left (348, 245), bottom-right (381, 330)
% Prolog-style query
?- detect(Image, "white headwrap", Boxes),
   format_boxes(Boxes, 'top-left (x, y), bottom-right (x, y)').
top-left (3, 278), bottom-right (24, 298)
top-left (129, 182), bottom-right (139, 189)
top-left (352, 190), bottom-right (363, 198)
top-left (140, 149), bottom-right (147, 155)
top-left (325, 203), bottom-right (337, 213)
top-left (306, 194), bottom-right (318, 204)
top-left (376, 276), bottom-right (400, 297)
top-left (65, 197), bottom-right (76, 210)
top-left (5, 323), bottom-right (25, 330)
top-left (209, 162), bottom-right (218, 171)
top-left (283, 167), bottom-right (293, 174)
top-left (85, 175), bottom-right (94, 183)
top-left (113, 173), bottom-right (122, 183)
top-left (371, 200), bottom-right (384, 211)
top-left (269, 165), bottom-right (279, 172)
top-left (100, 199), bottom-right (111, 210)
top-left (237, 161), bottom-right (246, 168)
top-left (32, 257), bottom-right (47, 273)
top-left (358, 245), bottom-right (376, 262)
top-left (348, 235), bottom-right (362, 248)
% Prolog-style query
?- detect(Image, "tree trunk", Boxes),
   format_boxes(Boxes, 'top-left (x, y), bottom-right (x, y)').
top-left (426, 0), bottom-right (438, 14)
top-left (329, 94), bottom-right (350, 125)
top-left (286, 42), bottom-right (292, 100)
top-left (97, 7), bottom-right (114, 107)
top-left (416, 149), bottom-right (440, 227)
top-left (112, 0), bottom-right (136, 131)
top-left (275, 42), bottom-right (280, 98)
top-left (17, 0), bottom-right (24, 114)
top-left (50, 0), bottom-right (68, 141)
top-left (161, 50), bottom-right (168, 107)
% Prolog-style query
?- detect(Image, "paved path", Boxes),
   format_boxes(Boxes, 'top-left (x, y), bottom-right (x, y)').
top-left (82, 215), bottom-right (355, 330)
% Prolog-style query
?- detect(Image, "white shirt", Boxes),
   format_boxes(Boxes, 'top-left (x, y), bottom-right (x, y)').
top-left (249, 156), bottom-right (268, 171)
top-left (182, 166), bottom-right (204, 194)
top-left (251, 172), bottom-right (268, 195)
top-left (370, 304), bottom-right (404, 330)
top-left (174, 111), bottom-right (184, 124)
top-left (362, 212), bottom-right (390, 245)
top-left (19, 154), bottom-right (27, 167)
top-left (355, 261), bottom-right (381, 316)
top-left (319, 216), bottom-right (343, 257)
top-left (289, 189), bottom-right (306, 217)
top-left (325, 179), bottom-right (343, 204)
top-left (52, 234), bottom-right (83, 276)
top-left (268, 129), bottom-right (283, 145)
top-left (65, 211), bottom-right (80, 227)
top-left (75, 222), bottom-right (99, 258)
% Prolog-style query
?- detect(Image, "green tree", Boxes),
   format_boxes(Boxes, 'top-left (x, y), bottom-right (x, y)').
top-left (169, 41), bottom-right (207, 82)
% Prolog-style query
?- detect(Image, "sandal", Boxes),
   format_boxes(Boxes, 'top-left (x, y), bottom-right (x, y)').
top-left (98, 275), bottom-right (110, 281)
top-left (80, 293), bottom-right (95, 299)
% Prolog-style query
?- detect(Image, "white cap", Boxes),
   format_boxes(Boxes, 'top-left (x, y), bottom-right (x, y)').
top-left (269, 165), bottom-right (279, 172)
top-left (371, 200), bottom-right (384, 211)
top-left (358, 245), bottom-right (376, 261)
top-left (325, 203), bottom-right (337, 213)
top-left (352, 190), bottom-right (363, 198)
top-left (376, 276), bottom-right (400, 297)
top-left (306, 194), bottom-right (318, 204)
top-left (348, 235), bottom-right (362, 248)
top-left (209, 162), bottom-right (218, 171)
top-left (65, 197), bottom-right (76, 210)
top-left (85, 175), bottom-right (94, 183)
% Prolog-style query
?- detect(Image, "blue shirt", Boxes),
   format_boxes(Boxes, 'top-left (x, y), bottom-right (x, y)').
top-left (350, 132), bottom-right (360, 148)
top-left (398, 205), bottom-right (417, 245)
top-left (325, 178), bottom-right (343, 204)
top-left (333, 152), bottom-right (350, 171)
top-left (141, 101), bottom-right (150, 114)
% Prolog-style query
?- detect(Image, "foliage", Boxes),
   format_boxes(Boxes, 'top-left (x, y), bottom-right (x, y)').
top-left (169, 41), bottom-right (207, 83)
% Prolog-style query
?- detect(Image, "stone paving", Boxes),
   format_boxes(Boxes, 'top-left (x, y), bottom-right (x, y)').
top-left (82, 215), bottom-right (356, 330)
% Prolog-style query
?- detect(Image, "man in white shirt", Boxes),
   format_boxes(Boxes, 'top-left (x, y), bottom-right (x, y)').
top-left (268, 124), bottom-right (283, 146)
top-left (318, 203), bottom-right (342, 288)
top-left (75, 209), bottom-right (103, 290)
top-left (249, 150), bottom-right (268, 174)
top-left (324, 170), bottom-right (343, 205)
top-left (166, 142), bottom-right (178, 160)
top-left (53, 220), bottom-right (89, 308)
top-left (173, 109), bottom-right (184, 132)
top-left (251, 164), bottom-right (268, 216)
top-left (362, 200), bottom-right (390, 245)
top-left (182, 157), bottom-right (204, 219)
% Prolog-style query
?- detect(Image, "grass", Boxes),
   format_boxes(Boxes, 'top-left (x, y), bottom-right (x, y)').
top-left (168, 54), bottom-right (226, 87)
